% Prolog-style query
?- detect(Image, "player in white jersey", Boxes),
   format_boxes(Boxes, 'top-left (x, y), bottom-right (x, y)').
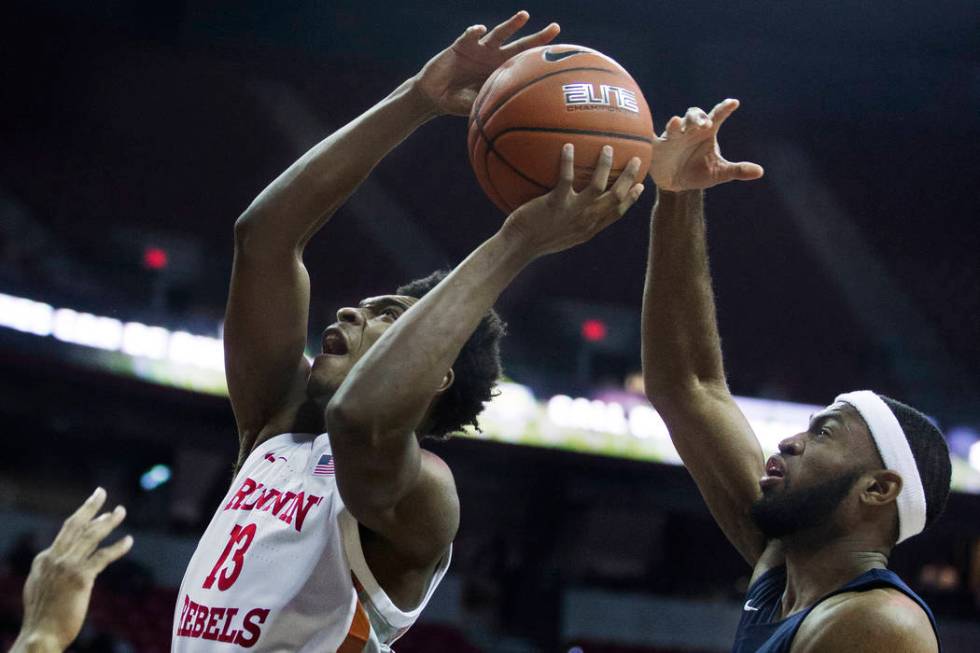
top-left (173, 10), bottom-right (647, 652)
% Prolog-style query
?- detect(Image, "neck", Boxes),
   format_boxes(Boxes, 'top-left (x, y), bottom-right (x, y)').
top-left (292, 397), bottom-right (327, 434)
top-left (779, 530), bottom-right (889, 618)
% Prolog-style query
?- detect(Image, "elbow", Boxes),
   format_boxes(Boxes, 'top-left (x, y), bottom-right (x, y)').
top-left (642, 380), bottom-right (666, 407)
top-left (644, 381), bottom-right (682, 411)
top-left (233, 210), bottom-right (260, 253)
top-left (640, 362), bottom-right (689, 407)
top-left (324, 394), bottom-right (356, 434)
top-left (644, 375), bottom-right (729, 414)
top-left (233, 203), bottom-right (265, 240)
top-left (640, 343), bottom-right (684, 401)
top-left (641, 367), bottom-right (705, 408)
top-left (233, 209), bottom-right (302, 259)
top-left (325, 393), bottom-right (375, 442)
top-left (641, 351), bottom-right (726, 406)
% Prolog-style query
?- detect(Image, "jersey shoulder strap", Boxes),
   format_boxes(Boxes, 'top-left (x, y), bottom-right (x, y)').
top-left (339, 509), bottom-right (451, 646)
top-left (831, 568), bottom-right (942, 652)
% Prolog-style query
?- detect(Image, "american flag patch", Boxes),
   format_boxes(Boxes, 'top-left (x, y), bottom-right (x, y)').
top-left (313, 453), bottom-right (335, 476)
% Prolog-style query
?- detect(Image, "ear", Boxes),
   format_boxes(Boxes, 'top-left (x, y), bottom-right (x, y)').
top-left (436, 368), bottom-right (455, 394)
top-left (861, 469), bottom-right (903, 507)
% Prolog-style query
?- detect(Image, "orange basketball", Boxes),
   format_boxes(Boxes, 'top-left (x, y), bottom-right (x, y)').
top-left (468, 44), bottom-right (654, 214)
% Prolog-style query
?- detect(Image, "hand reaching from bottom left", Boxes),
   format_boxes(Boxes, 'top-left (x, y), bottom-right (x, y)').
top-left (11, 487), bottom-right (134, 653)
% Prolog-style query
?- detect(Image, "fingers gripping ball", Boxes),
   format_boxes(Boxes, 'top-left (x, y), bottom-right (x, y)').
top-left (468, 44), bottom-right (654, 213)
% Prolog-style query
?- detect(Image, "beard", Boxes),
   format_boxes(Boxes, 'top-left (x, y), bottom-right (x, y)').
top-left (750, 468), bottom-right (864, 540)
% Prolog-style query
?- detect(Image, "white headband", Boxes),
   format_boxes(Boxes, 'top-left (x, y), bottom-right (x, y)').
top-left (835, 390), bottom-right (926, 544)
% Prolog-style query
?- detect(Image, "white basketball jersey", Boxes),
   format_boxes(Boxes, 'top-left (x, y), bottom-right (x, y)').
top-left (172, 432), bottom-right (451, 652)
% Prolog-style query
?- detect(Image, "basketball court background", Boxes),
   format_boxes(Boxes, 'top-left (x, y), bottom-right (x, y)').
top-left (1, 1), bottom-right (978, 651)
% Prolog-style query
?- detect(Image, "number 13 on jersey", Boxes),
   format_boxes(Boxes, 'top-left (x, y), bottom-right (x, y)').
top-left (203, 523), bottom-right (257, 591)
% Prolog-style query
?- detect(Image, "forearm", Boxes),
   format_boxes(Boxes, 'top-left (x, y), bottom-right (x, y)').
top-left (235, 77), bottom-right (437, 252)
top-left (641, 189), bottom-right (727, 398)
top-left (329, 228), bottom-right (534, 436)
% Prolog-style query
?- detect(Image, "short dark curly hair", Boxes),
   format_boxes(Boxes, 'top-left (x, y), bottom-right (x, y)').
top-left (396, 270), bottom-right (507, 438)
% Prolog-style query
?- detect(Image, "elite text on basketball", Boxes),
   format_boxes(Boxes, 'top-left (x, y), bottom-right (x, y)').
top-left (562, 83), bottom-right (640, 113)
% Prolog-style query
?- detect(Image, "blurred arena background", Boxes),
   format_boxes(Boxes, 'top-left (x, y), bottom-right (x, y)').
top-left (1, 1), bottom-right (978, 651)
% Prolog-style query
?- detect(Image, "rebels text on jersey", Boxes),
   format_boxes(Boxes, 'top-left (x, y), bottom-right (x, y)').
top-left (173, 434), bottom-right (360, 652)
top-left (173, 432), bottom-right (450, 652)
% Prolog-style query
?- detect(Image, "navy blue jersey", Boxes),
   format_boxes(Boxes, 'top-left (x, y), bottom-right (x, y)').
top-left (732, 566), bottom-right (940, 653)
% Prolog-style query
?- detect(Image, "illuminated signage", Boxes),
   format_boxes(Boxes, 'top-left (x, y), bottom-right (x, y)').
top-left (2, 291), bottom-right (978, 493)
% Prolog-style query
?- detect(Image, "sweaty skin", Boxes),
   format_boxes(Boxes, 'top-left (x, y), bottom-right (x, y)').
top-left (641, 102), bottom-right (936, 652)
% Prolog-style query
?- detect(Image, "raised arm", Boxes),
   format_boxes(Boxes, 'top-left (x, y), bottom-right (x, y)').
top-left (641, 100), bottom-right (769, 565)
top-left (225, 78), bottom-right (434, 457)
top-left (327, 145), bottom-right (645, 565)
top-left (224, 12), bottom-right (560, 458)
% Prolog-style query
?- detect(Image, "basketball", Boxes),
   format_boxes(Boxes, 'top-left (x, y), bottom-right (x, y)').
top-left (468, 44), bottom-right (654, 214)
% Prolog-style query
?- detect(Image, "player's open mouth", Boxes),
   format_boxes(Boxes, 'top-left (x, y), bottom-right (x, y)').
top-left (321, 327), bottom-right (349, 355)
top-left (765, 456), bottom-right (785, 478)
top-left (760, 455), bottom-right (786, 489)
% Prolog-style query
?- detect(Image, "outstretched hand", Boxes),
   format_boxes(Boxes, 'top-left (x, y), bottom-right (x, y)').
top-left (649, 99), bottom-right (764, 192)
top-left (13, 488), bottom-right (133, 653)
top-left (502, 144), bottom-right (645, 258)
top-left (415, 11), bottom-right (560, 116)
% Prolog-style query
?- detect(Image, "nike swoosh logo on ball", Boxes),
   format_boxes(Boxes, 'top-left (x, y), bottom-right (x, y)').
top-left (543, 48), bottom-right (588, 62)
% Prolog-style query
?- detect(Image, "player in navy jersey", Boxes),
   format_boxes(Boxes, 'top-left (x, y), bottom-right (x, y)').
top-left (640, 100), bottom-right (949, 652)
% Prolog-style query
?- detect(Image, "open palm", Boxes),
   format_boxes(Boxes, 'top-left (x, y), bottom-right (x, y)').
top-left (415, 11), bottom-right (560, 116)
top-left (649, 99), bottom-right (764, 192)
